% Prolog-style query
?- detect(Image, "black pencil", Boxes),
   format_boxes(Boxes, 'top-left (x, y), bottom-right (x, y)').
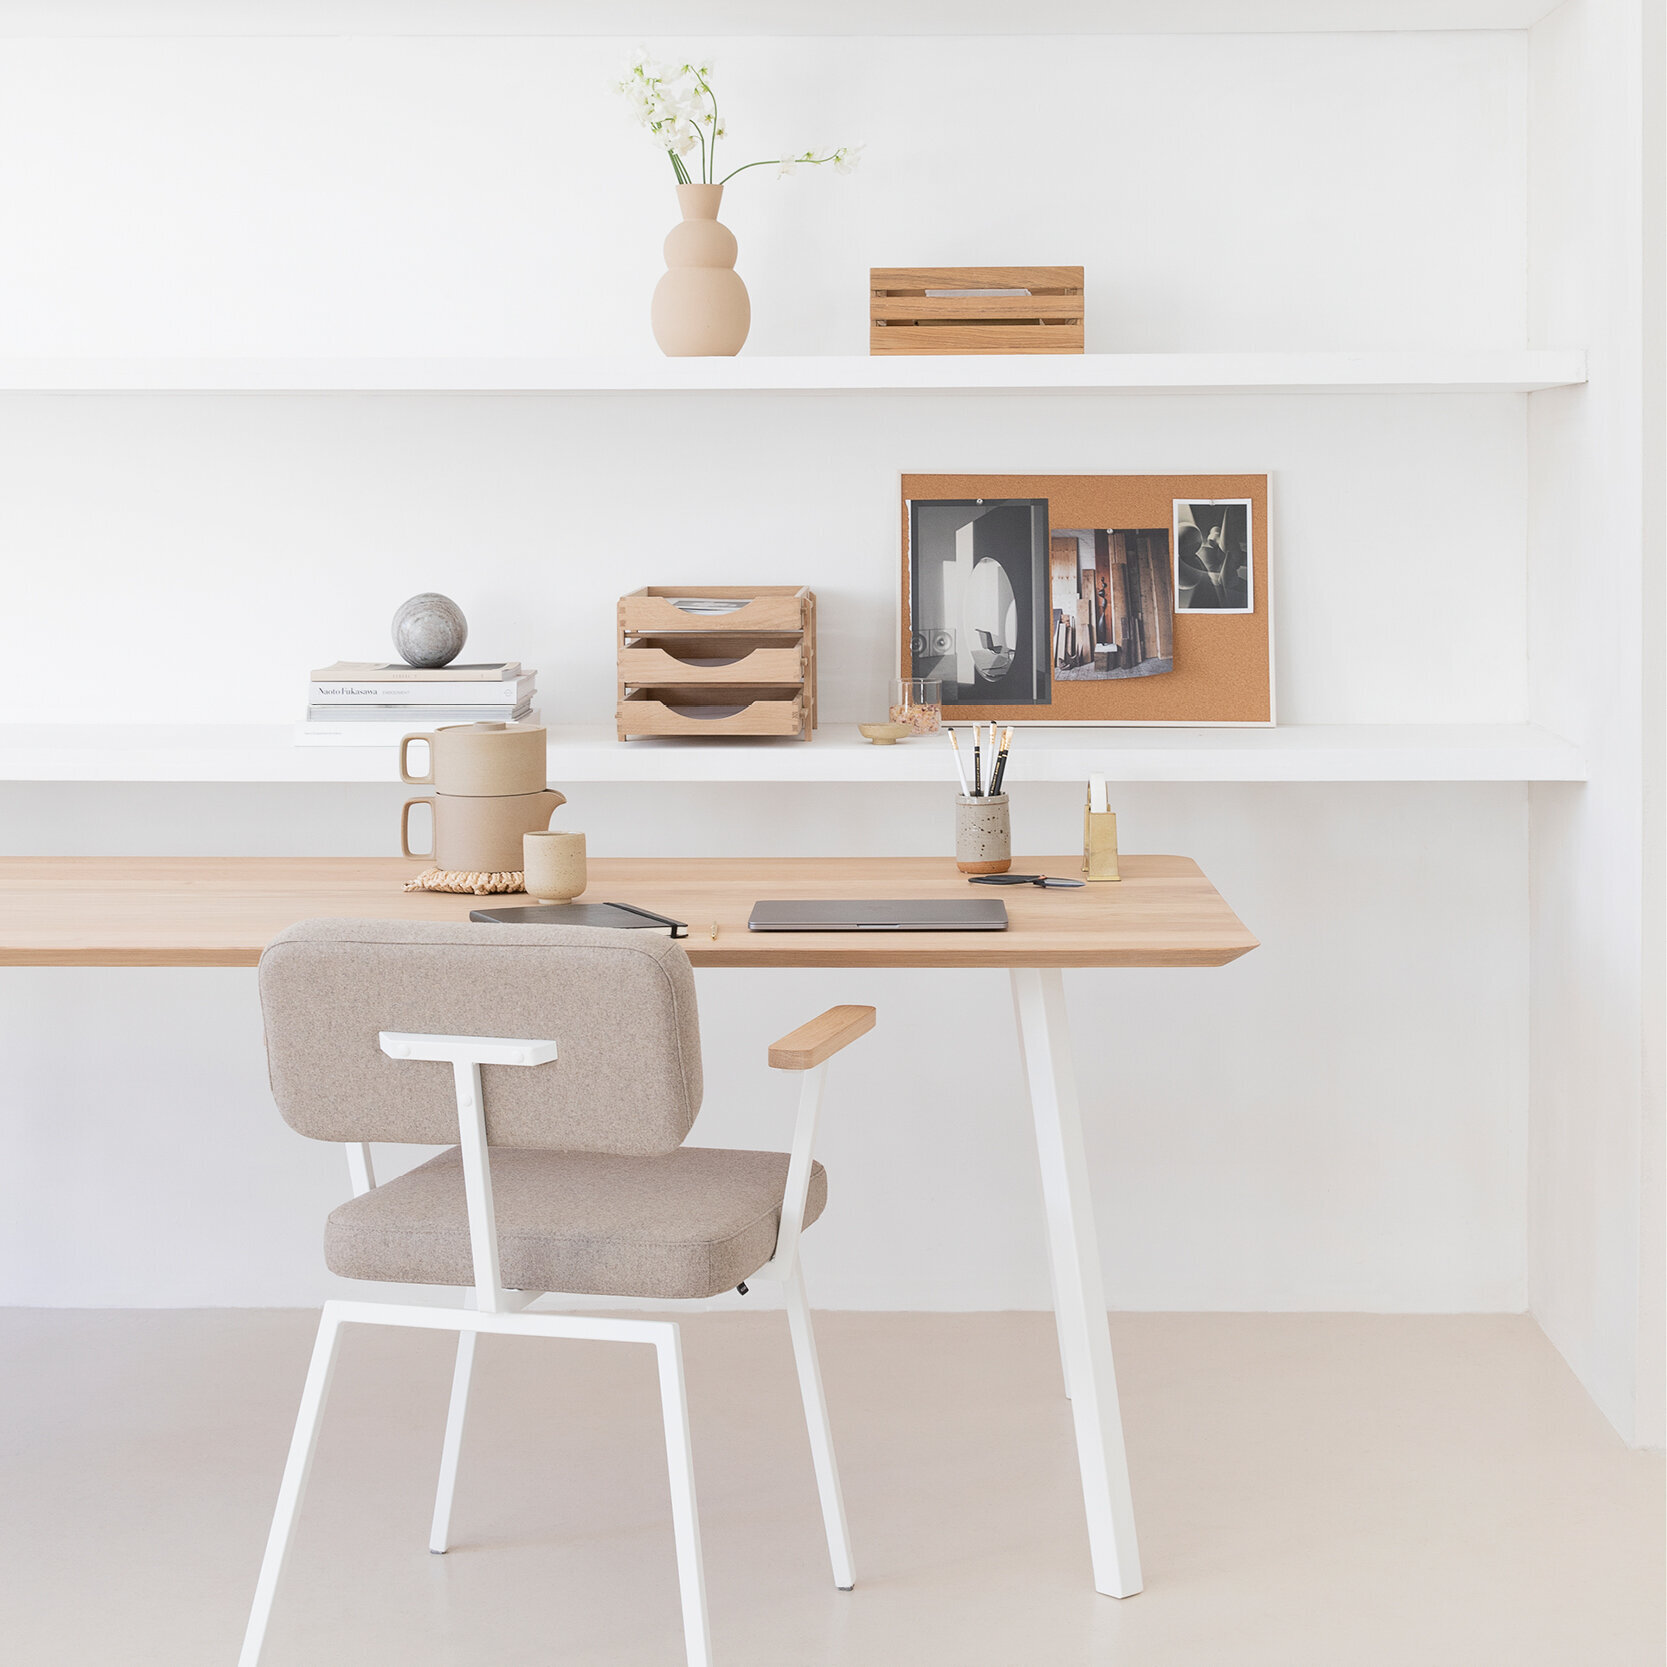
top-left (972, 726), bottom-right (982, 796)
top-left (990, 726), bottom-right (1013, 796)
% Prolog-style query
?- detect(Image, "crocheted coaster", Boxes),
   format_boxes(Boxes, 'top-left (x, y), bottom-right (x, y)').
top-left (403, 868), bottom-right (527, 897)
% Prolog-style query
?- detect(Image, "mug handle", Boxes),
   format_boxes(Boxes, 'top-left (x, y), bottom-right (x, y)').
top-left (398, 733), bottom-right (434, 786)
top-left (400, 798), bottom-right (434, 860)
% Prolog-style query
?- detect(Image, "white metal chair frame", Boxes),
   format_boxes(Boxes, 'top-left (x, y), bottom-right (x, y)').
top-left (239, 1007), bottom-right (874, 1667)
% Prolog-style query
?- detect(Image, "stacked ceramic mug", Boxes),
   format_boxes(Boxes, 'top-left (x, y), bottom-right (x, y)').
top-left (398, 722), bottom-right (564, 872)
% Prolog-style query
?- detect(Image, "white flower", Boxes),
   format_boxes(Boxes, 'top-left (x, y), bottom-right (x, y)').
top-left (778, 157), bottom-right (798, 177)
top-left (663, 116), bottom-right (700, 155)
top-left (833, 143), bottom-right (864, 174)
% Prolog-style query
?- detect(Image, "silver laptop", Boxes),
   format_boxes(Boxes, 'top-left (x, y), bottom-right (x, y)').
top-left (747, 899), bottom-right (1008, 932)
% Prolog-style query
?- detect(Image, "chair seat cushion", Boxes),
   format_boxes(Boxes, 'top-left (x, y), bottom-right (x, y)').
top-left (325, 1146), bottom-right (826, 1300)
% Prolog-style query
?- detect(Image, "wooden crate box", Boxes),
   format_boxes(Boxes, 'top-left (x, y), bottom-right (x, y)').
top-left (870, 267), bottom-right (1085, 355)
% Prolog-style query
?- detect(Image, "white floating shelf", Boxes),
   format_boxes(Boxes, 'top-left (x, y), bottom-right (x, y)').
top-left (0, 724), bottom-right (1587, 785)
top-left (0, 351), bottom-right (1588, 396)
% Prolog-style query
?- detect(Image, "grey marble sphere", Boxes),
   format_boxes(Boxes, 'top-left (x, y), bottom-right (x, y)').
top-left (392, 593), bottom-right (468, 669)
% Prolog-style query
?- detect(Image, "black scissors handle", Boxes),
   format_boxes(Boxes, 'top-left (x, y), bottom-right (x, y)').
top-left (968, 874), bottom-right (1087, 889)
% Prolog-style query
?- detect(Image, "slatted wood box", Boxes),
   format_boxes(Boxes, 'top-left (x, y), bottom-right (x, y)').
top-left (617, 586), bottom-right (816, 741)
top-left (870, 267), bottom-right (1085, 355)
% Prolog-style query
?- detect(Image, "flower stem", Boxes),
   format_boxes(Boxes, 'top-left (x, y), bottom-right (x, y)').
top-left (717, 155), bottom-right (832, 186)
top-left (698, 72), bottom-right (721, 183)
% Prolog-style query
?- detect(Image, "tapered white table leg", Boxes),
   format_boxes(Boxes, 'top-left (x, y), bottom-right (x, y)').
top-left (1010, 967), bottom-right (1142, 1599)
top-left (1011, 978), bottom-right (1078, 1403)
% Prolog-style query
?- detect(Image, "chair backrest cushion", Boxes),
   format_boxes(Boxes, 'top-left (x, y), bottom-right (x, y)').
top-left (259, 919), bottom-right (702, 1154)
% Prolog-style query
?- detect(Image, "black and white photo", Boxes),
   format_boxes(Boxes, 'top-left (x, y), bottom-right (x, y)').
top-left (1050, 528), bottom-right (1173, 680)
top-left (1174, 499), bottom-right (1253, 613)
top-left (907, 498), bottom-right (1052, 706)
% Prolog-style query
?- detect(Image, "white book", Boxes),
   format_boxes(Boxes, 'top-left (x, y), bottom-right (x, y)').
top-left (310, 659), bottom-right (522, 683)
top-left (294, 709), bottom-right (541, 746)
top-left (309, 674), bottom-right (536, 705)
top-left (304, 703), bottom-right (530, 724)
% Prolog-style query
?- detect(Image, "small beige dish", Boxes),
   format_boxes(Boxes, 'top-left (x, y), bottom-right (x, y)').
top-left (858, 722), bottom-right (912, 745)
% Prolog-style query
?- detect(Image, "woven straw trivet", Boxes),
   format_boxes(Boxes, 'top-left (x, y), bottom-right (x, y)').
top-left (403, 868), bottom-right (527, 897)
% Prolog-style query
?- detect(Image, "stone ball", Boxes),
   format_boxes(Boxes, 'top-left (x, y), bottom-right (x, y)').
top-left (392, 593), bottom-right (468, 669)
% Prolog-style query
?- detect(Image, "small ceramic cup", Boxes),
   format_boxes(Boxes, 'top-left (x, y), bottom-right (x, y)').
top-left (523, 830), bottom-right (587, 902)
top-left (955, 793), bottom-right (1011, 875)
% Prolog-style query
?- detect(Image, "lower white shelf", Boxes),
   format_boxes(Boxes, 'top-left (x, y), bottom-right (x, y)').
top-left (0, 723), bottom-right (1587, 784)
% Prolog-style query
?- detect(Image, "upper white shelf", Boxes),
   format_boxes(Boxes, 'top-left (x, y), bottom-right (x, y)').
top-left (0, 351), bottom-right (1588, 396)
top-left (0, 723), bottom-right (1586, 785)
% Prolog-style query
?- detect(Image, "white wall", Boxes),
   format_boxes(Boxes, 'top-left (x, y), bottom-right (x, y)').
top-left (0, 32), bottom-right (1526, 357)
top-left (1526, 0), bottom-right (1664, 1448)
top-left (0, 27), bottom-right (1550, 1322)
top-left (0, 390), bottom-right (1528, 728)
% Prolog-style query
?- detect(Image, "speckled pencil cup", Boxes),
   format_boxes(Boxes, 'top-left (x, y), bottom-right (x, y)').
top-left (955, 793), bottom-right (1011, 875)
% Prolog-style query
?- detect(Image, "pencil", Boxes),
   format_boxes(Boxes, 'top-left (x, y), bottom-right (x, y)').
top-left (972, 726), bottom-right (982, 796)
top-left (948, 729), bottom-right (971, 796)
top-left (990, 726), bottom-right (1013, 796)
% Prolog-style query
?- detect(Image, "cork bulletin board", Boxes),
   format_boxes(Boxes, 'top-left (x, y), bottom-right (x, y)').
top-left (901, 474), bottom-right (1273, 725)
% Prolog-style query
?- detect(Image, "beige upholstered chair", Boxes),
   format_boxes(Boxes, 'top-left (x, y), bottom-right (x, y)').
top-left (239, 919), bottom-right (875, 1667)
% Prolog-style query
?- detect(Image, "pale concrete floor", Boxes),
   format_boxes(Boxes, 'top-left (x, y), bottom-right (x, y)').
top-left (1, 1309), bottom-right (1660, 1667)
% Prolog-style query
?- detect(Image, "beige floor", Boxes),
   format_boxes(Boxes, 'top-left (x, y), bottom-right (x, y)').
top-left (2, 1309), bottom-right (1660, 1667)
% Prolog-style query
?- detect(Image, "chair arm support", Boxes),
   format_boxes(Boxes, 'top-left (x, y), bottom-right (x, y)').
top-left (767, 1006), bottom-right (876, 1072)
top-left (377, 1031), bottom-right (557, 1312)
top-left (379, 1032), bottom-right (559, 1068)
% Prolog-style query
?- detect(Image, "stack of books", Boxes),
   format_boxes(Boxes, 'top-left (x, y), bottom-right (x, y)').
top-left (297, 661), bottom-right (538, 746)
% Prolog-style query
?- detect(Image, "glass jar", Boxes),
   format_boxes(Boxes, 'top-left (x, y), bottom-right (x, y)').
top-left (890, 678), bottom-right (943, 734)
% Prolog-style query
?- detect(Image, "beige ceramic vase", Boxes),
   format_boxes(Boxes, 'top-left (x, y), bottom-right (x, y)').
top-left (652, 183), bottom-right (750, 357)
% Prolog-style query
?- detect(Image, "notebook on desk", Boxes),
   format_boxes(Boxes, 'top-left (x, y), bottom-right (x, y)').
top-left (747, 899), bottom-right (1008, 932)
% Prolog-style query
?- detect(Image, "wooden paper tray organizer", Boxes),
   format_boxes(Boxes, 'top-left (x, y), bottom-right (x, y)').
top-left (617, 586), bottom-right (817, 740)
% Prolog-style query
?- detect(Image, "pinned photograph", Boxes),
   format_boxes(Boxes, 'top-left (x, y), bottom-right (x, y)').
top-left (907, 498), bottom-right (1052, 706)
top-left (1174, 500), bottom-right (1253, 613)
top-left (1050, 529), bottom-right (1173, 681)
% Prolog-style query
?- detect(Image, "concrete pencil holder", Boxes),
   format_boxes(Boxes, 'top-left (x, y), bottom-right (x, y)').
top-left (956, 793), bottom-right (1011, 875)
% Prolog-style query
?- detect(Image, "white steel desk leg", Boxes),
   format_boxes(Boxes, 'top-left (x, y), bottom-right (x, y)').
top-left (1010, 967), bottom-right (1143, 1599)
top-left (1010, 980), bottom-right (1078, 1404)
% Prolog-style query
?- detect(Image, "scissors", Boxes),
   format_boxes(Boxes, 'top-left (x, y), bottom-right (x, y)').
top-left (967, 874), bottom-right (1087, 889)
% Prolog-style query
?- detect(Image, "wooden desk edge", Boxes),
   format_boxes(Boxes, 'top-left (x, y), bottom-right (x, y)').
top-left (1, 939), bottom-right (1260, 971)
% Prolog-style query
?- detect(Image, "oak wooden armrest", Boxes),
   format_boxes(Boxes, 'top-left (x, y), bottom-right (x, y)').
top-left (768, 1005), bottom-right (876, 1071)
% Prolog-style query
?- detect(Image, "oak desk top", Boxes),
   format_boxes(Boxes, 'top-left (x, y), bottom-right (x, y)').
top-left (0, 855), bottom-right (1257, 970)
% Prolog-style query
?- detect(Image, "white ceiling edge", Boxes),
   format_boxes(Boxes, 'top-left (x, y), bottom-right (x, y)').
top-left (0, 0), bottom-right (1565, 36)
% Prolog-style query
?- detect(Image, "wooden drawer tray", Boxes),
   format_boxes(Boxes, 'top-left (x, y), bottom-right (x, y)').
top-left (620, 638), bottom-right (804, 687)
top-left (619, 585), bottom-right (809, 637)
top-left (870, 266), bottom-right (1085, 355)
top-left (618, 688), bottom-right (807, 739)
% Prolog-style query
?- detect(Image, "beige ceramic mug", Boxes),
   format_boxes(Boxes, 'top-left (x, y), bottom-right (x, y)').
top-left (401, 787), bottom-right (567, 873)
top-left (399, 721), bottom-right (547, 798)
top-left (523, 830), bottom-right (587, 903)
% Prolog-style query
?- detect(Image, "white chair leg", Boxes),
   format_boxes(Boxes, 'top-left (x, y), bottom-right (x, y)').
top-left (653, 1324), bottom-right (713, 1667)
top-left (783, 1262), bottom-right (855, 1590)
top-left (238, 1305), bottom-right (346, 1667)
top-left (429, 1327), bottom-right (477, 1554)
